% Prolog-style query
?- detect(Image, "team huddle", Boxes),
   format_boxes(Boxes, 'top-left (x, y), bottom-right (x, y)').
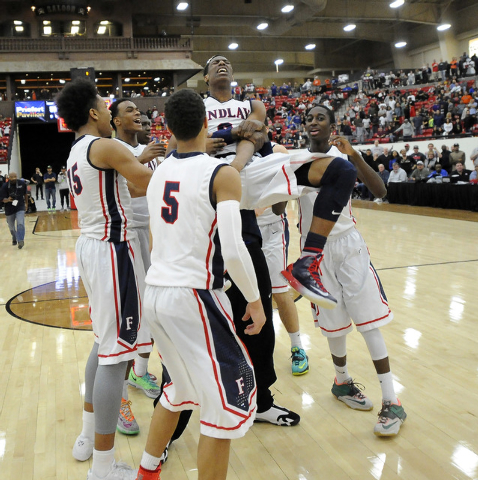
top-left (56, 55), bottom-right (406, 480)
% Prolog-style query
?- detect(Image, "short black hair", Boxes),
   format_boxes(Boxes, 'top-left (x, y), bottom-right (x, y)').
top-left (56, 78), bottom-right (98, 132)
top-left (306, 105), bottom-right (336, 125)
top-left (165, 89), bottom-right (205, 141)
top-left (203, 55), bottom-right (226, 76)
top-left (109, 98), bottom-right (132, 131)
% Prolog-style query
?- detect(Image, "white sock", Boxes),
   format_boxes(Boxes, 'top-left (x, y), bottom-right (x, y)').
top-left (289, 331), bottom-right (303, 349)
top-left (377, 372), bottom-right (398, 404)
top-left (134, 356), bottom-right (149, 377)
top-left (80, 410), bottom-right (95, 441)
top-left (122, 380), bottom-right (129, 401)
top-left (92, 447), bottom-right (115, 479)
top-left (140, 450), bottom-right (162, 471)
top-left (333, 363), bottom-right (350, 384)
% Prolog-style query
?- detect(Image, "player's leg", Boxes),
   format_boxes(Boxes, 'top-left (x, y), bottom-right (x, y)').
top-left (6, 214), bottom-right (17, 244)
top-left (117, 360), bottom-right (140, 436)
top-left (283, 157), bottom-right (357, 307)
top-left (197, 435), bottom-right (231, 480)
top-left (361, 328), bottom-right (407, 436)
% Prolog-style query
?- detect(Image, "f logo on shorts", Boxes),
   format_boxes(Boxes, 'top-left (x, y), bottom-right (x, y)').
top-left (126, 316), bottom-right (134, 330)
top-left (236, 377), bottom-right (245, 395)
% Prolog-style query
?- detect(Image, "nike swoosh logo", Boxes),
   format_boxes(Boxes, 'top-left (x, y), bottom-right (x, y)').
top-left (271, 230), bottom-right (279, 234)
top-left (296, 361), bottom-right (307, 369)
top-left (332, 210), bottom-right (342, 215)
top-left (349, 398), bottom-right (366, 405)
top-left (383, 419), bottom-right (400, 429)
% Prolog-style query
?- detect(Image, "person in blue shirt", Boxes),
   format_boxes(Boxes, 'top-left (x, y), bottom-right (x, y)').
top-left (427, 163), bottom-right (449, 181)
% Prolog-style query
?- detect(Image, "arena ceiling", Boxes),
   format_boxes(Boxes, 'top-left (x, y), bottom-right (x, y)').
top-left (129, 0), bottom-right (478, 78)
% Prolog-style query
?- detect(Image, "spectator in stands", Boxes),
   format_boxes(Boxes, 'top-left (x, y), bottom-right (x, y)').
top-left (388, 162), bottom-right (407, 184)
top-left (470, 165), bottom-right (478, 181)
top-left (377, 163), bottom-right (390, 185)
top-left (450, 143), bottom-right (466, 170)
top-left (442, 118), bottom-right (453, 135)
top-left (389, 150), bottom-right (400, 170)
top-left (412, 111), bottom-right (424, 135)
top-left (371, 139), bottom-right (383, 157)
top-left (439, 59), bottom-right (448, 80)
top-left (450, 162), bottom-right (472, 183)
top-left (271, 82), bottom-right (277, 97)
top-left (399, 149), bottom-right (416, 176)
top-left (427, 163), bottom-right (449, 182)
top-left (377, 148), bottom-right (392, 169)
top-left (470, 145), bottom-right (478, 166)
top-left (407, 71), bottom-right (415, 86)
top-left (353, 115), bottom-right (365, 143)
top-left (393, 118), bottom-right (414, 141)
top-left (408, 145), bottom-right (426, 164)
top-left (409, 161), bottom-right (430, 182)
top-left (440, 145), bottom-right (452, 173)
top-left (424, 151), bottom-right (437, 171)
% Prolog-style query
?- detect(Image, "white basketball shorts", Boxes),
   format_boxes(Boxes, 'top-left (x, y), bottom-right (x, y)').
top-left (144, 285), bottom-right (257, 440)
top-left (76, 234), bottom-right (152, 365)
top-left (310, 229), bottom-right (393, 337)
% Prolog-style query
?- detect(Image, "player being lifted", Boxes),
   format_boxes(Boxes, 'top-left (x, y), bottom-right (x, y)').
top-left (170, 55), bottom-right (358, 309)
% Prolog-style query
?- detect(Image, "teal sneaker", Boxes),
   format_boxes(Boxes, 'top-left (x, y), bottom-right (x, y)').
top-left (374, 399), bottom-right (406, 436)
top-left (291, 347), bottom-right (309, 376)
top-left (128, 369), bottom-right (161, 399)
top-left (331, 378), bottom-right (373, 411)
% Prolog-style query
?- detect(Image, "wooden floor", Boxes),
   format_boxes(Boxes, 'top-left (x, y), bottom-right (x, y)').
top-left (1, 204), bottom-right (478, 480)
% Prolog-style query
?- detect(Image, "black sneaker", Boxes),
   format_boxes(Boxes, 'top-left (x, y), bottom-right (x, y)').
top-left (255, 404), bottom-right (300, 426)
top-left (18, 241), bottom-right (24, 249)
top-left (282, 254), bottom-right (337, 309)
top-left (12, 240), bottom-right (17, 246)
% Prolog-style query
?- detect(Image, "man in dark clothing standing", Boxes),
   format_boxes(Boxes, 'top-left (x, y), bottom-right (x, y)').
top-left (44, 165), bottom-right (57, 211)
top-left (31, 167), bottom-right (44, 200)
top-left (0, 172), bottom-right (28, 249)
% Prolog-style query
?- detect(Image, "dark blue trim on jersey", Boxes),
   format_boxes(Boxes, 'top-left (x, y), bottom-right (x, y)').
top-left (171, 150), bottom-right (207, 159)
top-left (115, 137), bottom-right (140, 149)
top-left (114, 242), bottom-right (140, 346)
top-left (371, 262), bottom-right (388, 302)
top-left (211, 230), bottom-right (224, 290)
top-left (283, 214), bottom-right (290, 262)
top-left (208, 163), bottom-right (229, 209)
top-left (71, 134), bottom-right (86, 147)
top-left (105, 169), bottom-right (123, 243)
top-left (195, 289), bottom-right (255, 413)
top-left (86, 137), bottom-right (111, 172)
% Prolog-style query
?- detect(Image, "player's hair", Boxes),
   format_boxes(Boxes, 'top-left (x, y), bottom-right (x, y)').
top-left (109, 98), bottom-right (132, 131)
top-left (306, 105), bottom-right (336, 125)
top-left (165, 89), bottom-right (205, 141)
top-left (203, 55), bottom-right (227, 76)
top-left (56, 78), bottom-right (98, 132)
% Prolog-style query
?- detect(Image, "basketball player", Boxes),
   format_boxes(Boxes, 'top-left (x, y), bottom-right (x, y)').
top-left (299, 105), bottom-right (407, 436)
top-left (109, 99), bottom-right (165, 436)
top-left (135, 89), bottom-right (265, 480)
top-left (256, 143), bottom-right (309, 376)
top-left (56, 78), bottom-right (153, 480)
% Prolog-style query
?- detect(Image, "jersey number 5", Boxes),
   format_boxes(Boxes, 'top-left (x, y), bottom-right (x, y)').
top-left (67, 163), bottom-right (83, 196)
top-left (161, 181), bottom-right (180, 224)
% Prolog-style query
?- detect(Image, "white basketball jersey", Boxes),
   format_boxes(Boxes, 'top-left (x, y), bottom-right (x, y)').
top-left (146, 151), bottom-right (228, 289)
top-left (113, 138), bottom-right (158, 228)
top-left (205, 96), bottom-right (252, 156)
top-left (296, 145), bottom-right (356, 243)
top-left (66, 135), bottom-right (133, 242)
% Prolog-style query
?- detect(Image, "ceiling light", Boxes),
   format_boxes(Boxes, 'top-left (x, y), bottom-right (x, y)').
top-left (281, 5), bottom-right (294, 13)
top-left (154, 77), bottom-right (160, 82)
top-left (274, 59), bottom-right (284, 65)
top-left (97, 26), bottom-right (106, 34)
top-left (100, 20), bottom-right (109, 25)
top-left (228, 42), bottom-right (239, 50)
top-left (231, 81), bottom-right (238, 86)
top-left (305, 43), bottom-right (316, 50)
top-left (257, 22), bottom-right (268, 30)
top-left (72, 21), bottom-right (80, 25)
top-left (343, 24), bottom-right (356, 31)
top-left (21, 79), bottom-right (26, 84)
top-left (71, 26), bottom-right (79, 34)
top-left (43, 20), bottom-right (50, 25)
top-left (437, 23), bottom-right (451, 31)
top-left (15, 26), bottom-right (24, 32)
top-left (395, 41), bottom-right (407, 48)
top-left (43, 26), bottom-right (52, 35)
top-left (177, 2), bottom-right (189, 10)
top-left (125, 78), bottom-right (130, 82)
top-left (14, 21), bottom-right (23, 25)
top-left (390, 0), bottom-right (404, 8)
top-left (59, 79), bottom-right (66, 84)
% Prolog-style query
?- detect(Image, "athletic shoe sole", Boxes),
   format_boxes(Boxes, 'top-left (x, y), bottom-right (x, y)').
top-left (281, 267), bottom-right (337, 309)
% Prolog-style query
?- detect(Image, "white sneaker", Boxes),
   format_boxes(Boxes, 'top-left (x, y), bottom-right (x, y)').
top-left (72, 434), bottom-right (94, 461)
top-left (254, 403), bottom-right (300, 426)
top-left (87, 461), bottom-right (136, 480)
top-left (373, 198), bottom-right (383, 204)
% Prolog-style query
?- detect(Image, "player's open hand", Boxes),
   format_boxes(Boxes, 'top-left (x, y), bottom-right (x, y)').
top-left (206, 134), bottom-right (226, 155)
top-left (242, 299), bottom-right (266, 335)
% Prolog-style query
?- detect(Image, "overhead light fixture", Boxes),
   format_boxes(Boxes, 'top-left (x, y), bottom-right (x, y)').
top-left (154, 77), bottom-right (160, 82)
top-left (59, 79), bottom-right (66, 84)
top-left (305, 43), bottom-right (316, 50)
top-left (72, 21), bottom-right (80, 25)
top-left (274, 59), bottom-right (284, 65)
top-left (71, 26), bottom-right (79, 34)
top-left (125, 78), bottom-right (130, 82)
top-left (228, 42), bottom-right (239, 50)
top-left (43, 26), bottom-right (52, 35)
top-left (281, 5), bottom-right (294, 13)
top-left (87, 6), bottom-right (91, 12)
top-left (97, 25), bottom-right (106, 34)
top-left (390, 0), bottom-right (404, 7)
top-left (395, 41), bottom-right (407, 48)
top-left (437, 23), bottom-right (451, 31)
top-left (100, 20), bottom-right (109, 25)
top-left (21, 79), bottom-right (26, 84)
top-left (15, 26), bottom-right (24, 32)
top-left (343, 24), bottom-right (356, 31)
top-left (177, 2), bottom-right (189, 10)
top-left (14, 21), bottom-right (23, 25)
top-left (257, 22), bottom-right (268, 30)
top-left (231, 81), bottom-right (238, 86)
top-left (43, 20), bottom-right (50, 25)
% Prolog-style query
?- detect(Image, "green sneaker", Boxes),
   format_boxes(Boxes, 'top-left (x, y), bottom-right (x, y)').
top-left (291, 347), bottom-right (309, 376)
top-left (374, 399), bottom-right (406, 436)
top-left (128, 369), bottom-right (161, 399)
top-left (331, 378), bottom-right (373, 411)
